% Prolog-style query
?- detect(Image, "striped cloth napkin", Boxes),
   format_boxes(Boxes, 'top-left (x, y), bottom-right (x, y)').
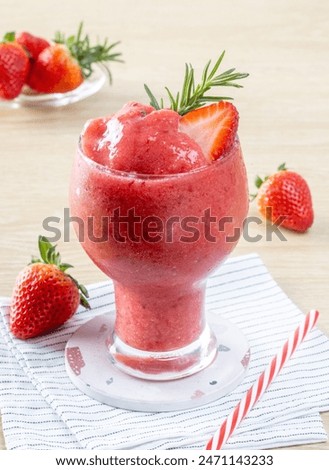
top-left (1, 253), bottom-right (329, 450)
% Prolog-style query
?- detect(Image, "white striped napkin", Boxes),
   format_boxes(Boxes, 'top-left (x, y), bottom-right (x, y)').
top-left (1, 253), bottom-right (329, 450)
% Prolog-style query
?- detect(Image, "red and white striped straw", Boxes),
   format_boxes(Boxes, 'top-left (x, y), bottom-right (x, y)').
top-left (205, 309), bottom-right (319, 450)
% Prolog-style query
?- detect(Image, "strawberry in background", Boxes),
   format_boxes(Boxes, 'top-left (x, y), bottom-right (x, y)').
top-left (27, 43), bottom-right (84, 93)
top-left (0, 22), bottom-right (122, 99)
top-left (16, 31), bottom-right (50, 61)
top-left (28, 22), bottom-right (122, 94)
top-left (0, 32), bottom-right (30, 100)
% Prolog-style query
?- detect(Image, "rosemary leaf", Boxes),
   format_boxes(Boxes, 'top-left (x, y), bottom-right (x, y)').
top-left (144, 52), bottom-right (248, 115)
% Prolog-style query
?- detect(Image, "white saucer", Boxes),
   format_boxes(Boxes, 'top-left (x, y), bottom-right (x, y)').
top-left (65, 312), bottom-right (250, 412)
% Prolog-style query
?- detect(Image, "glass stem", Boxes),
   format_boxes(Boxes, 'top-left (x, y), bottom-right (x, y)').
top-left (113, 281), bottom-right (207, 352)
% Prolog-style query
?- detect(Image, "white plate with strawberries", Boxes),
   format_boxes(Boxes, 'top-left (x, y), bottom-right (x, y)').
top-left (2, 64), bottom-right (107, 108)
top-left (0, 23), bottom-right (121, 108)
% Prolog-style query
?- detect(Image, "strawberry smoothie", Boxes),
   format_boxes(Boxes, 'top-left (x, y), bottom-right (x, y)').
top-left (70, 101), bottom-right (248, 379)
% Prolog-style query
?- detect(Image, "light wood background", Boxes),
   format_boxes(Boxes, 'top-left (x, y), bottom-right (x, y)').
top-left (0, 0), bottom-right (328, 451)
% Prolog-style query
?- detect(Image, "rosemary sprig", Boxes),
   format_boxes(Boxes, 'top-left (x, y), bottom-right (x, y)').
top-left (144, 51), bottom-right (248, 115)
top-left (54, 22), bottom-right (122, 83)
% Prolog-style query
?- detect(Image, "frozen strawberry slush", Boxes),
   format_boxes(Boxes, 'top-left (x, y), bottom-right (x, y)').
top-left (81, 102), bottom-right (208, 174)
top-left (70, 101), bottom-right (248, 356)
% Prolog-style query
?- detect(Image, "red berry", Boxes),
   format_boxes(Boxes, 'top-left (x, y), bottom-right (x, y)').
top-left (27, 44), bottom-right (83, 94)
top-left (16, 31), bottom-right (50, 61)
top-left (256, 165), bottom-right (314, 233)
top-left (0, 42), bottom-right (30, 100)
top-left (10, 236), bottom-right (90, 339)
top-left (10, 263), bottom-right (80, 339)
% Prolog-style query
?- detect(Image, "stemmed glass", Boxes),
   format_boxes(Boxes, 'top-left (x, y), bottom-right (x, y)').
top-left (66, 136), bottom-right (250, 410)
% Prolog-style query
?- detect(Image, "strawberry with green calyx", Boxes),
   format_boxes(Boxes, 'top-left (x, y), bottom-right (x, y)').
top-left (27, 22), bottom-right (122, 93)
top-left (10, 236), bottom-right (90, 340)
top-left (0, 32), bottom-right (30, 100)
top-left (54, 22), bottom-right (122, 83)
top-left (253, 163), bottom-right (314, 233)
top-left (27, 43), bottom-right (84, 93)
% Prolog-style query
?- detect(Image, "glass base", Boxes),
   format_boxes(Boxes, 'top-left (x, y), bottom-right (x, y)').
top-left (65, 311), bottom-right (250, 412)
top-left (110, 323), bottom-right (217, 381)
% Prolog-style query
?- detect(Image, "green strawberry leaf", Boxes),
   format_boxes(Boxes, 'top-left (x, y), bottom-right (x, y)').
top-left (3, 32), bottom-right (15, 42)
top-left (278, 162), bottom-right (287, 171)
top-left (60, 263), bottom-right (74, 272)
top-left (38, 236), bottom-right (52, 263)
top-left (254, 175), bottom-right (264, 189)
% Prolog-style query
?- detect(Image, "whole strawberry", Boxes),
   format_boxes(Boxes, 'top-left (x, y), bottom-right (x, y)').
top-left (0, 33), bottom-right (30, 100)
top-left (27, 22), bottom-right (122, 94)
top-left (16, 31), bottom-right (50, 61)
top-left (255, 163), bottom-right (314, 233)
top-left (27, 43), bottom-right (84, 93)
top-left (10, 236), bottom-right (90, 339)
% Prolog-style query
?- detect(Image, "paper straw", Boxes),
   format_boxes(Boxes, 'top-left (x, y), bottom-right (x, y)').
top-left (205, 309), bottom-right (320, 450)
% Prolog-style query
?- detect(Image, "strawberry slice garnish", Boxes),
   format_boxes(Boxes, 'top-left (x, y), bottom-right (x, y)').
top-left (179, 101), bottom-right (239, 161)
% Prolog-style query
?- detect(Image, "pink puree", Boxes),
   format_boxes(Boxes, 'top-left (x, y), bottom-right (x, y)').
top-left (70, 102), bottom-right (248, 352)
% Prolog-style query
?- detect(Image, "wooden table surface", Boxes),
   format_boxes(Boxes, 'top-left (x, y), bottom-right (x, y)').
top-left (0, 0), bottom-right (328, 451)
